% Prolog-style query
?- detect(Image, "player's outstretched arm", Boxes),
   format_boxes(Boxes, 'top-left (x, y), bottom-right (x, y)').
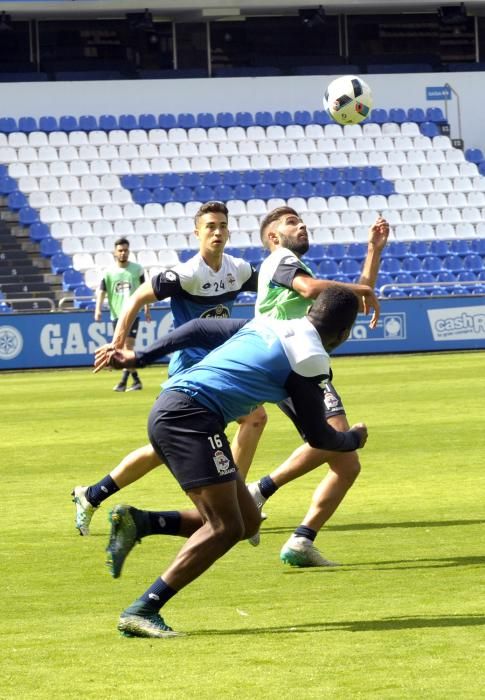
top-left (94, 317), bottom-right (248, 373)
top-left (359, 216), bottom-right (390, 289)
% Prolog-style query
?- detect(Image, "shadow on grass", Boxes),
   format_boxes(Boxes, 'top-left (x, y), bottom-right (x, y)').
top-left (280, 555), bottom-right (485, 572)
top-left (261, 519), bottom-right (485, 536)
top-left (191, 613), bottom-right (485, 636)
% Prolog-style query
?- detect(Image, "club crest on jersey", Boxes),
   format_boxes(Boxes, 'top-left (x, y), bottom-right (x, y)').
top-left (324, 391), bottom-right (339, 410)
top-left (226, 273), bottom-right (236, 288)
top-left (165, 271), bottom-right (177, 282)
top-left (213, 450), bottom-right (234, 475)
top-left (114, 280), bottom-right (131, 295)
top-left (201, 304), bottom-right (229, 319)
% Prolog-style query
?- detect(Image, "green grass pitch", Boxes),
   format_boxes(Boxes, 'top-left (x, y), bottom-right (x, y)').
top-left (1, 351), bottom-right (484, 699)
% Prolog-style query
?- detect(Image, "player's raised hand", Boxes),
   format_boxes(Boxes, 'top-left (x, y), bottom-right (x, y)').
top-left (369, 216), bottom-right (390, 250)
top-left (350, 423), bottom-right (368, 448)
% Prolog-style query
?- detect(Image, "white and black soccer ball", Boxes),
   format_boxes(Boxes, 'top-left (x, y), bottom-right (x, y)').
top-left (323, 75), bottom-right (373, 125)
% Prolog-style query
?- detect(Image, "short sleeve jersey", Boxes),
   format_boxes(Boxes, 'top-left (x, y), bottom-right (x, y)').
top-left (100, 262), bottom-right (145, 320)
top-left (163, 316), bottom-right (330, 425)
top-left (255, 247), bottom-right (313, 320)
top-left (151, 252), bottom-right (258, 375)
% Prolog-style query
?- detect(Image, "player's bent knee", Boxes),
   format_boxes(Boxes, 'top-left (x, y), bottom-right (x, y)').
top-left (328, 452), bottom-right (361, 483)
top-left (237, 405), bottom-right (268, 430)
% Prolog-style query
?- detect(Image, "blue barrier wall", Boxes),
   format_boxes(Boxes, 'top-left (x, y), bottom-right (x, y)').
top-left (0, 297), bottom-right (484, 370)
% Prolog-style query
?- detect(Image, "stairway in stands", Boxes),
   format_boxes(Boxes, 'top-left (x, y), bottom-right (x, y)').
top-left (0, 208), bottom-right (63, 311)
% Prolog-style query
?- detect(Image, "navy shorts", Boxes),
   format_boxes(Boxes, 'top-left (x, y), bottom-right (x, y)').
top-left (113, 317), bottom-right (140, 339)
top-left (147, 390), bottom-right (238, 492)
top-left (278, 380), bottom-right (346, 442)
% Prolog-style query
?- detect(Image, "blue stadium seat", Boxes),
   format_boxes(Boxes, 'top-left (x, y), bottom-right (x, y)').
top-left (18, 116), bottom-right (38, 132)
top-left (193, 185), bottom-right (215, 201)
top-left (449, 239), bottom-right (472, 255)
top-left (312, 110), bottom-right (332, 125)
top-left (74, 284), bottom-right (95, 309)
top-left (402, 256), bottom-right (422, 273)
top-left (19, 207), bottom-right (39, 225)
top-left (389, 108), bottom-right (407, 124)
top-left (59, 115), bottom-right (79, 132)
top-left (303, 168), bottom-right (322, 184)
top-left (255, 111), bottom-right (274, 127)
top-left (158, 113), bottom-right (177, 129)
top-left (394, 272), bottom-right (415, 284)
top-left (40, 237), bottom-right (61, 258)
top-left (456, 270), bottom-right (477, 282)
top-left (294, 110), bottom-right (312, 126)
top-left (98, 114), bottom-right (118, 131)
top-left (30, 222), bottom-right (51, 242)
top-left (173, 186), bottom-right (194, 203)
top-left (420, 121), bottom-right (440, 138)
top-left (177, 113), bottom-right (196, 129)
top-left (408, 286), bottom-right (427, 297)
top-left (275, 110), bottom-right (293, 126)
top-left (386, 240), bottom-right (408, 258)
top-left (409, 240), bottom-right (429, 256)
top-left (343, 167), bottom-right (361, 182)
top-left (224, 171), bottom-right (243, 186)
top-left (429, 285), bottom-right (448, 296)
top-left (325, 243), bottom-right (346, 260)
top-left (376, 272), bottom-right (393, 288)
top-left (0, 117), bottom-right (17, 133)
top-left (138, 113), bottom-right (158, 130)
top-left (422, 256), bottom-right (442, 273)
top-left (381, 258), bottom-right (401, 274)
top-left (132, 188), bottom-right (153, 205)
top-left (273, 182), bottom-right (293, 198)
top-left (347, 242), bottom-right (367, 259)
top-left (283, 168), bottom-right (302, 184)
top-left (225, 247), bottom-right (244, 258)
top-left (426, 107), bottom-right (445, 123)
top-left (0, 175), bottom-right (18, 195)
top-left (235, 112), bottom-right (254, 127)
top-left (436, 271), bottom-right (456, 283)
top-left (464, 254), bottom-right (483, 272)
top-left (182, 172), bottom-right (202, 188)
top-left (478, 162), bottom-right (485, 176)
top-left (471, 238), bottom-right (485, 255)
top-left (213, 185), bottom-right (234, 201)
top-left (361, 166), bottom-right (381, 181)
top-left (178, 249), bottom-right (195, 262)
top-left (201, 172), bottom-right (222, 187)
top-left (79, 114), bottom-right (98, 131)
top-left (374, 179), bottom-right (395, 195)
top-left (339, 258), bottom-right (361, 277)
top-left (120, 174), bottom-right (141, 190)
top-left (443, 255), bottom-right (464, 273)
top-left (334, 181), bottom-right (353, 197)
top-left (382, 286), bottom-right (407, 298)
top-left (407, 107), bottom-right (426, 123)
top-left (306, 244), bottom-right (326, 262)
top-left (52, 254), bottom-right (73, 275)
top-left (233, 183), bottom-right (254, 200)
top-left (293, 181), bottom-right (314, 198)
top-left (464, 148), bottom-right (483, 164)
top-left (318, 259), bottom-right (339, 277)
top-left (0, 301), bottom-right (13, 314)
top-left (142, 173), bottom-right (163, 189)
top-left (62, 267), bottom-right (84, 290)
top-left (119, 114), bottom-right (138, 130)
top-left (254, 183), bottom-right (273, 199)
top-left (313, 181), bottom-right (334, 197)
top-left (415, 271), bottom-right (435, 284)
top-left (322, 167), bottom-right (341, 183)
top-left (216, 112), bottom-right (235, 128)
top-left (353, 180), bottom-right (374, 196)
top-left (196, 112), bottom-right (215, 128)
top-left (152, 187), bottom-right (173, 204)
top-left (38, 116), bottom-right (58, 132)
top-left (430, 239), bottom-right (450, 256)
top-left (162, 173), bottom-right (182, 188)
top-left (8, 191), bottom-right (28, 210)
top-left (244, 248), bottom-right (265, 264)
top-left (369, 108), bottom-right (389, 124)
top-left (262, 170), bottom-right (282, 185)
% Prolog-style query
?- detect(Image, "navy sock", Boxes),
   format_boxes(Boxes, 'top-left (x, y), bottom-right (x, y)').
top-left (131, 370), bottom-right (140, 382)
top-left (294, 525), bottom-right (317, 542)
top-left (133, 577), bottom-right (177, 613)
top-left (85, 475), bottom-right (119, 508)
top-left (134, 510), bottom-right (182, 538)
top-left (120, 369), bottom-right (130, 385)
top-left (258, 475), bottom-right (278, 500)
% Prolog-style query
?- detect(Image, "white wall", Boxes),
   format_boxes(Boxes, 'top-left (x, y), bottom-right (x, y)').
top-left (1, 71), bottom-right (484, 150)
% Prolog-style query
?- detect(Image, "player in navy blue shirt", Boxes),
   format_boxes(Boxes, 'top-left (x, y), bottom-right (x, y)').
top-left (104, 286), bottom-right (368, 638)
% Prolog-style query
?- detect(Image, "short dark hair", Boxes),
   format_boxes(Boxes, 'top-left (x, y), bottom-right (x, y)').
top-left (307, 286), bottom-right (359, 337)
top-left (114, 237), bottom-right (130, 248)
top-left (260, 206), bottom-right (299, 248)
top-left (194, 201), bottom-right (229, 226)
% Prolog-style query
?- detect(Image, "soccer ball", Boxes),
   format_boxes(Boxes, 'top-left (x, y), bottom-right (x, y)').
top-left (323, 75), bottom-right (373, 125)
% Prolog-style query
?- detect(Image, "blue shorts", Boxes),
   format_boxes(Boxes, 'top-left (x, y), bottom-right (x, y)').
top-left (147, 390), bottom-right (238, 492)
top-left (278, 380), bottom-right (345, 442)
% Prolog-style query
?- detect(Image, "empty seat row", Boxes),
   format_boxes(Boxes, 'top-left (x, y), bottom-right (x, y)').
top-left (0, 107), bottom-right (446, 134)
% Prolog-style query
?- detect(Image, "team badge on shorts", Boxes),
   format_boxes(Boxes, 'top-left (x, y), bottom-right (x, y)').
top-left (213, 450), bottom-right (234, 476)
